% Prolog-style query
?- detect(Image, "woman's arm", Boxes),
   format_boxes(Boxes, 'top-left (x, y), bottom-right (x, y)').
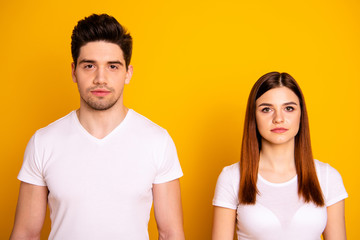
top-left (322, 200), bottom-right (346, 240)
top-left (212, 206), bottom-right (236, 240)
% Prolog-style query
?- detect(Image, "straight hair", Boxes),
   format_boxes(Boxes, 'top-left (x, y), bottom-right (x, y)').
top-left (239, 72), bottom-right (324, 206)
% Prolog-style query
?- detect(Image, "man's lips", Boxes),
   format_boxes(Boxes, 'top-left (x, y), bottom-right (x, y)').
top-left (90, 89), bottom-right (111, 97)
top-left (271, 128), bottom-right (288, 133)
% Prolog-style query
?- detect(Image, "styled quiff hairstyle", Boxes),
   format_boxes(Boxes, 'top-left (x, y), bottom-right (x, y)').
top-left (239, 72), bottom-right (324, 206)
top-left (71, 13), bottom-right (132, 69)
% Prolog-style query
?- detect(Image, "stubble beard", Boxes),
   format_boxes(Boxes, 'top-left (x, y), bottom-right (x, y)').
top-left (81, 87), bottom-right (121, 111)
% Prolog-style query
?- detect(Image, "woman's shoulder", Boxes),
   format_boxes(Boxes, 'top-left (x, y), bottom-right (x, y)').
top-left (314, 159), bottom-right (342, 178)
top-left (314, 159), bottom-right (348, 205)
top-left (223, 161), bottom-right (240, 170)
top-left (215, 162), bottom-right (240, 190)
top-left (220, 162), bottom-right (240, 178)
top-left (213, 162), bottom-right (240, 209)
top-left (216, 162), bottom-right (241, 190)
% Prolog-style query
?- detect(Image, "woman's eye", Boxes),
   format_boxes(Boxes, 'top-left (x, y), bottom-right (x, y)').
top-left (261, 107), bottom-right (271, 113)
top-left (285, 106), bottom-right (295, 112)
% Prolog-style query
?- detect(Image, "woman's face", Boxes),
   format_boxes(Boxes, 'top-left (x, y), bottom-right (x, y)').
top-left (255, 87), bottom-right (301, 146)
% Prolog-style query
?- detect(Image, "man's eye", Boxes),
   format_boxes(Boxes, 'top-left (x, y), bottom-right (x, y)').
top-left (109, 65), bottom-right (118, 69)
top-left (84, 64), bottom-right (94, 69)
top-left (261, 107), bottom-right (271, 113)
top-left (285, 106), bottom-right (295, 112)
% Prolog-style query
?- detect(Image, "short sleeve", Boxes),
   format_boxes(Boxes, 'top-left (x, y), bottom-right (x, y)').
top-left (17, 133), bottom-right (47, 186)
top-left (153, 131), bottom-right (183, 184)
top-left (324, 164), bottom-right (348, 206)
top-left (212, 164), bottom-right (239, 210)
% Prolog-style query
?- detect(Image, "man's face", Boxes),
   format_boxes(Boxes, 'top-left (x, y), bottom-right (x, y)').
top-left (72, 41), bottom-right (133, 111)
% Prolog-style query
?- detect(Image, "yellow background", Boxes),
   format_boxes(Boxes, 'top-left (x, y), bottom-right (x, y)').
top-left (1, 0), bottom-right (359, 239)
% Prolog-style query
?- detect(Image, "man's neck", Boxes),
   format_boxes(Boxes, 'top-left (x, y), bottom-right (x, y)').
top-left (76, 104), bottom-right (128, 139)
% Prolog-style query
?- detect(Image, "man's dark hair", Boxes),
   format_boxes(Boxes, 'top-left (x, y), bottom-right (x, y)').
top-left (71, 14), bottom-right (132, 69)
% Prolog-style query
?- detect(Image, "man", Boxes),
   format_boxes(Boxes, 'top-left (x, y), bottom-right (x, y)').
top-left (10, 14), bottom-right (185, 240)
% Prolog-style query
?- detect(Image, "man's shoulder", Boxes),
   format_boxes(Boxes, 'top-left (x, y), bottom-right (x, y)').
top-left (36, 111), bottom-right (75, 137)
top-left (128, 109), bottom-right (168, 136)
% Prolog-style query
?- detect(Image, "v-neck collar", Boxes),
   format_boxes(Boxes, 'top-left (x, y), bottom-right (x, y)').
top-left (72, 109), bottom-right (133, 143)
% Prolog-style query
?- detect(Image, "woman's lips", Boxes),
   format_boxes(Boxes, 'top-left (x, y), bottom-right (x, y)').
top-left (271, 128), bottom-right (288, 133)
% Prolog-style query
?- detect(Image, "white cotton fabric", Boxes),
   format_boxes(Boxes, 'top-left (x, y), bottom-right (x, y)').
top-left (18, 109), bottom-right (183, 240)
top-left (213, 160), bottom-right (348, 240)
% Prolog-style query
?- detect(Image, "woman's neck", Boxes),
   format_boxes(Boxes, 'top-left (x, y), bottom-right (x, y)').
top-left (258, 139), bottom-right (297, 183)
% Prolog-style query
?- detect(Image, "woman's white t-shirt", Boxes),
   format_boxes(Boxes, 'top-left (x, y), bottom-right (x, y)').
top-left (213, 160), bottom-right (347, 240)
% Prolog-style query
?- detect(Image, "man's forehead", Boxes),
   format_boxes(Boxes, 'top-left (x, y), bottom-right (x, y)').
top-left (78, 41), bottom-right (125, 62)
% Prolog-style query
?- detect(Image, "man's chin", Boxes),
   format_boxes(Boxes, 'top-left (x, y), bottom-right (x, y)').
top-left (83, 99), bottom-right (118, 111)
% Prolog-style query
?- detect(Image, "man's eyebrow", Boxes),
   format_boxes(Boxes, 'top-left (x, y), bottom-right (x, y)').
top-left (78, 59), bottom-right (96, 64)
top-left (108, 61), bottom-right (124, 66)
top-left (78, 60), bottom-right (124, 66)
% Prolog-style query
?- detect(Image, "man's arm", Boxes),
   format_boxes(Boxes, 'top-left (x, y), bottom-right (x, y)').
top-left (153, 179), bottom-right (185, 240)
top-left (322, 200), bottom-right (347, 240)
top-left (10, 182), bottom-right (48, 240)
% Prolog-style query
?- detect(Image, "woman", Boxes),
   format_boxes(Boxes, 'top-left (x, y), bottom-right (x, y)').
top-left (212, 72), bottom-right (347, 240)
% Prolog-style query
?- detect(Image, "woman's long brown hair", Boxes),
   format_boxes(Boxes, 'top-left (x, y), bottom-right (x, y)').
top-left (239, 72), bottom-right (324, 206)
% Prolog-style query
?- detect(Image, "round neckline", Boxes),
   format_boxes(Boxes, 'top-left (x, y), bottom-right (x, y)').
top-left (258, 173), bottom-right (297, 187)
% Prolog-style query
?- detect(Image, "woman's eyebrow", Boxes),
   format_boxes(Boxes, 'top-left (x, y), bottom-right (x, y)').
top-left (283, 102), bottom-right (298, 105)
top-left (258, 103), bottom-right (272, 107)
top-left (257, 102), bottom-right (298, 107)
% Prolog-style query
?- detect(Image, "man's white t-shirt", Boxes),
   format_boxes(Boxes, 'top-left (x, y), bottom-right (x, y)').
top-left (213, 160), bottom-right (347, 240)
top-left (18, 109), bottom-right (183, 240)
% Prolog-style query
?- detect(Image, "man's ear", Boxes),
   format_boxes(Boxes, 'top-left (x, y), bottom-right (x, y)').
top-left (71, 62), bottom-right (77, 83)
top-left (125, 65), bottom-right (133, 84)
